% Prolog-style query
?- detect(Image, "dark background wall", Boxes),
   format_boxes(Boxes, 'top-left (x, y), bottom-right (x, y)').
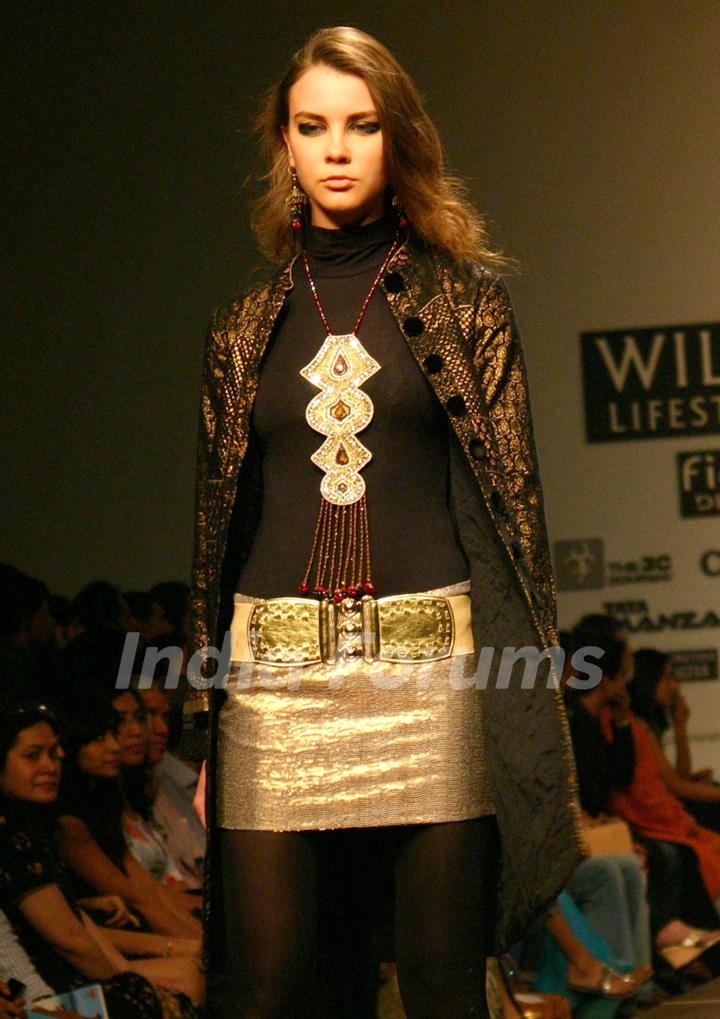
top-left (3, 0), bottom-right (719, 602)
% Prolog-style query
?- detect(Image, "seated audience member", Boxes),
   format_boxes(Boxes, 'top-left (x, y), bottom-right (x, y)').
top-left (115, 690), bottom-right (198, 914)
top-left (608, 653), bottom-right (720, 941)
top-left (0, 565), bottom-right (56, 704)
top-left (0, 703), bottom-right (202, 1016)
top-left (1, 907), bottom-right (54, 1012)
top-left (631, 648), bottom-right (720, 831)
top-left (147, 582), bottom-right (190, 646)
top-left (528, 893), bottom-right (648, 1014)
top-left (136, 680), bottom-right (204, 890)
top-left (56, 695), bottom-right (200, 937)
top-left (569, 624), bottom-right (720, 969)
top-left (566, 627), bottom-right (636, 818)
top-left (123, 591), bottom-right (154, 648)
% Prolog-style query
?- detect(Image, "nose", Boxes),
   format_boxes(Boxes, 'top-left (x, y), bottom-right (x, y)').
top-left (325, 127), bottom-right (350, 163)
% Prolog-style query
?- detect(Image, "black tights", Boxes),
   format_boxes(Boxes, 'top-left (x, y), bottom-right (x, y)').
top-left (217, 816), bottom-right (499, 1019)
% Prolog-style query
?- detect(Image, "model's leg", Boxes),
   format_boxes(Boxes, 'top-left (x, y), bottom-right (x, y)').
top-left (394, 816), bottom-right (499, 1019)
top-left (218, 828), bottom-right (319, 1019)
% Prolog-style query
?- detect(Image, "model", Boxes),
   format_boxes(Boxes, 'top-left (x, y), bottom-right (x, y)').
top-left (183, 26), bottom-right (580, 1019)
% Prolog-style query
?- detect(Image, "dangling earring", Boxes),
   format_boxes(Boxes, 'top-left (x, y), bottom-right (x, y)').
top-left (391, 193), bottom-right (409, 230)
top-left (288, 168), bottom-right (306, 232)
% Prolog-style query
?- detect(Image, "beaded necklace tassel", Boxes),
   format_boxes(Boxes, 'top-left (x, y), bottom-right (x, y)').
top-left (299, 237), bottom-right (397, 602)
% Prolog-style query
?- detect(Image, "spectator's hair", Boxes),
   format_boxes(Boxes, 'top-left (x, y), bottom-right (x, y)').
top-left (0, 564), bottom-right (49, 638)
top-left (148, 581), bottom-right (190, 632)
top-left (630, 648), bottom-right (671, 735)
top-left (72, 581), bottom-right (123, 630)
top-left (572, 613), bottom-right (625, 641)
top-left (58, 696), bottom-right (120, 762)
top-left (571, 627), bottom-right (626, 682)
top-left (124, 590), bottom-right (152, 624)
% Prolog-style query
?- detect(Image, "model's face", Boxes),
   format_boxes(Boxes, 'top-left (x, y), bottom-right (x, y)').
top-left (655, 663), bottom-right (679, 709)
top-left (140, 688), bottom-right (170, 766)
top-left (77, 730), bottom-right (121, 779)
top-left (111, 692), bottom-right (147, 767)
top-left (283, 64), bottom-right (387, 230)
top-left (0, 722), bottom-right (63, 804)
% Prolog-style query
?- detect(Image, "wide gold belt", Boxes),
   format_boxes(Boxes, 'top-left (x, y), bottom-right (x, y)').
top-left (230, 592), bottom-right (473, 667)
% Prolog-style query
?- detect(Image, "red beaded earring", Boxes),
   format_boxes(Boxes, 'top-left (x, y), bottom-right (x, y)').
top-left (288, 168), bottom-right (306, 232)
top-left (391, 193), bottom-right (410, 230)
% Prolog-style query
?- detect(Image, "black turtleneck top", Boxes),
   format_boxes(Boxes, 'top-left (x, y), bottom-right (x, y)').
top-left (235, 218), bottom-right (469, 597)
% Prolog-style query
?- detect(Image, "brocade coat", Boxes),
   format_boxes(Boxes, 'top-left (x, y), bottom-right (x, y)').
top-left (184, 237), bottom-right (583, 956)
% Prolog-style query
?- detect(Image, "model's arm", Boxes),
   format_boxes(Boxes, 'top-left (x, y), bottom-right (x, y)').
top-left (472, 274), bottom-right (557, 638)
top-left (57, 816), bottom-right (199, 937)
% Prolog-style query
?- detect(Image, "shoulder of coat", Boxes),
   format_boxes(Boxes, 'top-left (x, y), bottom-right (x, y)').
top-left (210, 262), bottom-right (292, 336)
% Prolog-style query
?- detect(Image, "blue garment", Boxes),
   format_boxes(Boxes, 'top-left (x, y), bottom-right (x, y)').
top-left (530, 892), bottom-right (635, 1018)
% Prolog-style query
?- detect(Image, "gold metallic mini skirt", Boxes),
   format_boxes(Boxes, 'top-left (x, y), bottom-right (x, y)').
top-left (217, 581), bottom-right (494, 831)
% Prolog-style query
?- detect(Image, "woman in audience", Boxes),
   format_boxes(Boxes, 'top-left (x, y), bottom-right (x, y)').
top-left (56, 696), bottom-right (200, 938)
top-left (136, 679), bottom-right (204, 890)
top-left (631, 649), bottom-right (720, 831)
top-left (604, 651), bottom-right (720, 966)
top-left (0, 703), bottom-right (203, 1016)
top-left (114, 690), bottom-right (193, 896)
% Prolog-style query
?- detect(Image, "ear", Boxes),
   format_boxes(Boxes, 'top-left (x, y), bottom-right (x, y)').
top-left (281, 126), bottom-right (295, 169)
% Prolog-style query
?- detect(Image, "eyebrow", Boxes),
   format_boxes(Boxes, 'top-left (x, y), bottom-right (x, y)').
top-left (293, 110), bottom-right (378, 121)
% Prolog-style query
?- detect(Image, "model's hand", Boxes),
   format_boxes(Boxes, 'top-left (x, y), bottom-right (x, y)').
top-left (194, 761), bottom-right (207, 829)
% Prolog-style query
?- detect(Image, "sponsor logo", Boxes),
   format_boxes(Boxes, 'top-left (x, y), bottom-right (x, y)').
top-left (554, 541), bottom-right (672, 590)
top-left (668, 649), bottom-right (719, 682)
top-left (678, 451), bottom-right (720, 517)
top-left (607, 555), bottom-right (672, 585)
top-left (701, 550), bottom-right (720, 576)
top-left (554, 539), bottom-right (604, 591)
top-left (581, 322), bottom-right (720, 443)
top-left (603, 600), bottom-right (720, 634)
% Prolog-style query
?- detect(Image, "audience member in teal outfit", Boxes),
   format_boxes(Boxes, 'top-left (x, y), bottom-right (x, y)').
top-left (528, 892), bottom-right (639, 1018)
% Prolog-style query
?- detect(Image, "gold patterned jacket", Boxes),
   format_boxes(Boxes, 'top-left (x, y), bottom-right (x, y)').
top-left (187, 238), bottom-right (582, 951)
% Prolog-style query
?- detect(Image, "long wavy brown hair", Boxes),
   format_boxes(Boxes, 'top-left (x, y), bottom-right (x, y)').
top-left (251, 26), bottom-right (506, 268)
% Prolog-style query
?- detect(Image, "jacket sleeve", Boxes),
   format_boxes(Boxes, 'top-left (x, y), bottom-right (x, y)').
top-left (471, 274), bottom-right (558, 641)
top-left (185, 310), bottom-right (231, 717)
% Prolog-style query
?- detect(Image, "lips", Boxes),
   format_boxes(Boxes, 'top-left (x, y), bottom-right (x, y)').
top-left (322, 176), bottom-right (354, 189)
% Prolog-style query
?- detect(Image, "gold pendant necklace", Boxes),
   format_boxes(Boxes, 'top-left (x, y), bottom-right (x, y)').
top-left (298, 235), bottom-right (399, 602)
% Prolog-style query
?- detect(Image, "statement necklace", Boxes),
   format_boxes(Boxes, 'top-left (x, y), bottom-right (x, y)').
top-left (298, 234), bottom-right (400, 602)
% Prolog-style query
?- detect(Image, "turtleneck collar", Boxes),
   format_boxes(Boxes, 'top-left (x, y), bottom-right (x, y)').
top-left (304, 216), bottom-right (397, 278)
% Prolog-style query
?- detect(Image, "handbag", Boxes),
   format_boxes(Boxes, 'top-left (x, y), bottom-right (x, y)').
top-left (581, 818), bottom-right (634, 856)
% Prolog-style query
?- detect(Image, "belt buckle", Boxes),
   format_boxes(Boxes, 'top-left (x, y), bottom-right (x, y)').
top-left (376, 594), bottom-right (454, 663)
top-left (248, 598), bottom-right (322, 666)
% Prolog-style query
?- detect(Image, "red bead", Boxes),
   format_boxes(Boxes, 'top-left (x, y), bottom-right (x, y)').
top-left (333, 588), bottom-right (343, 604)
top-left (399, 217), bottom-right (409, 229)
top-left (364, 581), bottom-right (376, 597)
top-left (292, 220), bottom-right (302, 232)
top-left (347, 585), bottom-right (356, 599)
top-left (298, 581), bottom-right (309, 596)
